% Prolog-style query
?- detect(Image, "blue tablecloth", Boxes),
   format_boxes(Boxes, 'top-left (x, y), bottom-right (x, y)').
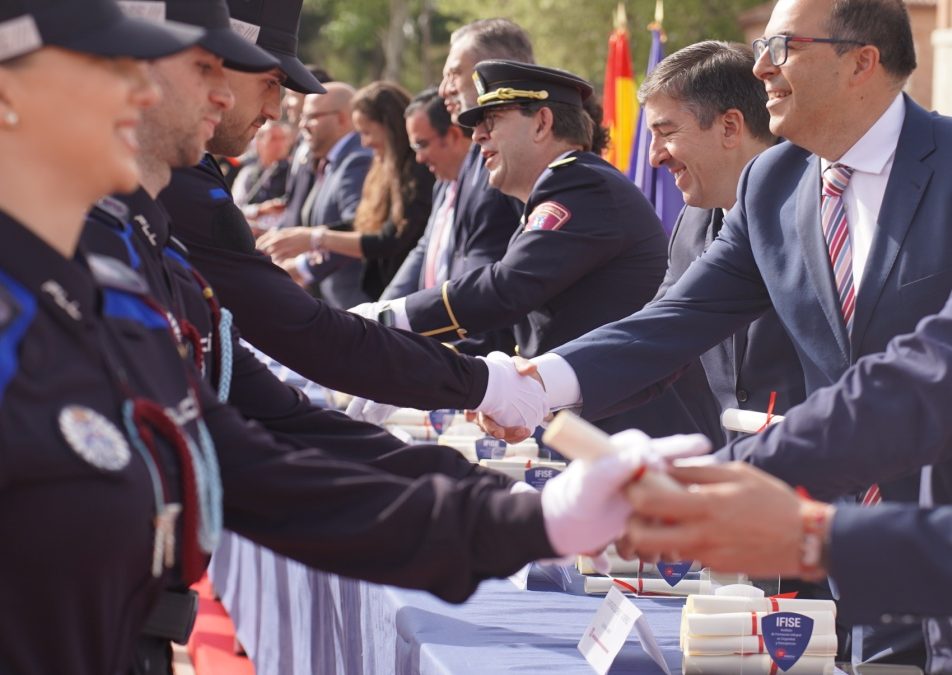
top-left (209, 533), bottom-right (686, 674)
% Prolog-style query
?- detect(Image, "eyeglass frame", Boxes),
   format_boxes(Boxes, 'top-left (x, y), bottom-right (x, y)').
top-left (752, 34), bottom-right (866, 67)
top-left (477, 104), bottom-right (533, 134)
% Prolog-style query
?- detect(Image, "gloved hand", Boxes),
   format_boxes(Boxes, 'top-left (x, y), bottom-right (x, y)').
top-left (345, 396), bottom-right (398, 426)
top-left (540, 429), bottom-right (711, 557)
top-left (348, 298), bottom-right (410, 330)
top-left (348, 301), bottom-right (384, 322)
top-left (474, 352), bottom-right (549, 438)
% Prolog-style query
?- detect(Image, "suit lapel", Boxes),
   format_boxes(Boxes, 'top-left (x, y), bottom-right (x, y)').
top-left (794, 154), bottom-right (852, 363)
top-left (852, 99), bottom-right (935, 349)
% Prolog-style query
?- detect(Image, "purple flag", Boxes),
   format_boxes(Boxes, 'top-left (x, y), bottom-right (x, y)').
top-left (628, 28), bottom-right (683, 235)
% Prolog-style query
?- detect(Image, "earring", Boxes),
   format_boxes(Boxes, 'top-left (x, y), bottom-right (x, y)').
top-left (2, 110), bottom-right (17, 127)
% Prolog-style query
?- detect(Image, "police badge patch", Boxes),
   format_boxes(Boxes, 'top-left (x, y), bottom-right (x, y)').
top-left (59, 406), bottom-right (132, 471)
top-left (524, 201), bottom-right (571, 232)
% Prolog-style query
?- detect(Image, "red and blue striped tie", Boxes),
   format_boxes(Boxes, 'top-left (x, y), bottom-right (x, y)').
top-left (822, 165), bottom-right (882, 505)
top-left (821, 164), bottom-right (856, 334)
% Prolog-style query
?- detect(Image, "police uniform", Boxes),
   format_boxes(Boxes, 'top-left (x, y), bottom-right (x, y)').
top-left (399, 61), bottom-right (718, 438)
top-left (160, 154), bottom-right (492, 409)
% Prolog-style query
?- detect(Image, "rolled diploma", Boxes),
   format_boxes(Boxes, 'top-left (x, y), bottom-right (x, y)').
top-left (386, 408), bottom-right (432, 427)
top-left (578, 554), bottom-right (701, 575)
top-left (683, 632), bottom-right (837, 656)
top-left (542, 412), bottom-right (684, 493)
top-left (584, 575), bottom-right (705, 596)
top-left (682, 654), bottom-right (835, 674)
top-left (721, 408), bottom-right (785, 434)
top-left (439, 435), bottom-right (539, 463)
top-left (683, 611), bottom-right (836, 638)
top-left (384, 423), bottom-right (438, 441)
top-left (685, 595), bottom-right (836, 616)
top-left (478, 458), bottom-right (566, 481)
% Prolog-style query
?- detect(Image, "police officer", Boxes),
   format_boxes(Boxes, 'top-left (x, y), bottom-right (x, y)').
top-left (2, 5), bottom-right (681, 673)
top-left (353, 60), bottom-right (716, 439)
top-left (157, 2), bottom-right (543, 422)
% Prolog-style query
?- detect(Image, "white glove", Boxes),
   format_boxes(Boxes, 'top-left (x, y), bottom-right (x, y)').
top-left (540, 429), bottom-right (711, 557)
top-left (348, 301), bottom-right (382, 321)
top-left (345, 396), bottom-right (398, 426)
top-left (475, 351), bottom-right (549, 430)
top-left (347, 298), bottom-right (410, 330)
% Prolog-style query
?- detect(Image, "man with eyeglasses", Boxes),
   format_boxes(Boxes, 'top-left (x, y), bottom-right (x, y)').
top-left (351, 60), bottom-right (721, 439)
top-left (473, 0), bottom-right (950, 667)
top-left (257, 84), bottom-right (375, 308)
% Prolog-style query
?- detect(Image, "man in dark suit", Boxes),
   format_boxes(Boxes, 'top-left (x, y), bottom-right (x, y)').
top-left (258, 83), bottom-right (374, 308)
top-left (476, 0), bottom-right (943, 665)
top-left (644, 41), bottom-right (805, 439)
top-left (380, 88), bottom-right (515, 356)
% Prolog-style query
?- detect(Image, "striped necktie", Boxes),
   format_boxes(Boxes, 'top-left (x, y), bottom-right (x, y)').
top-left (820, 164), bottom-right (856, 334)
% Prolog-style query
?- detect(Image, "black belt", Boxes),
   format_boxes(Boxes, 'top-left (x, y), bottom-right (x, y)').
top-left (142, 589), bottom-right (199, 645)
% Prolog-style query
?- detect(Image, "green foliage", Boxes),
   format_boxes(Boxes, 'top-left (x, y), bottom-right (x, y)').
top-left (299, 0), bottom-right (766, 92)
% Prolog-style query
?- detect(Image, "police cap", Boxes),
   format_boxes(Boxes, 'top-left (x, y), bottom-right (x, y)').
top-left (457, 60), bottom-right (593, 128)
top-left (119, 0), bottom-right (278, 72)
top-left (226, 0), bottom-right (326, 94)
top-left (0, 0), bottom-right (202, 62)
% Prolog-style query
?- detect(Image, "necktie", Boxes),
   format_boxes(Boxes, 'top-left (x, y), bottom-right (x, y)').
top-left (301, 157), bottom-right (329, 228)
top-left (820, 164), bottom-right (856, 334)
top-left (423, 180), bottom-right (458, 289)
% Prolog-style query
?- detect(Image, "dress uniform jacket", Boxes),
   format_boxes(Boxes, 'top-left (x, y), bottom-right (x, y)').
top-left (159, 157), bottom-right (491, 410)
top-left (557, 97), bottom-right (952, 503)
top-left (304, 131), bottom-right (372, 308)
top-left (658, 206), bottom-right (806, 438)
top-left (0, 207), bottom-right (556, 673)
top-left (403, 150), bottom-right (716, 437)
top-left (83, 190), bottom-right (509, 488)
top-left (382, 145), bottom-right (520, 356)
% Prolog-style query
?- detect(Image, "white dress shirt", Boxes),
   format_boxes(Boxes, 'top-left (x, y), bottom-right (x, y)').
top-left (534, 94), bottom-right (906, 411)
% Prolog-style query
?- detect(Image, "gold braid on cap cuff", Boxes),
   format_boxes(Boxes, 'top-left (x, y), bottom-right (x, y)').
top-left (477, 88), bottom-right (550, 105)
top-left (419, 280), bottom-right (467, 339)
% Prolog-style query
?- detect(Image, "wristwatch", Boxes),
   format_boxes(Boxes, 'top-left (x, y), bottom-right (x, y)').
top-left (378, 305), bottom-right (395, 327)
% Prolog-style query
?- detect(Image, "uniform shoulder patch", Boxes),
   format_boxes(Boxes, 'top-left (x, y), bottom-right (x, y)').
top-left (524, 201), bottom-right (572, 232)
top-left (547, 156), bottom-right (577, 169)
top-left (86, 254), bottom-right (149, 295)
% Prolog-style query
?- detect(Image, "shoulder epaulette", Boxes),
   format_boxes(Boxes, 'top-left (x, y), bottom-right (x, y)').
top-left (93, 196), bottom-right (130, 223)
top-left (86, 254), bottom-right (149, 295)
top-left (547, 156), bottom-right (577, 169)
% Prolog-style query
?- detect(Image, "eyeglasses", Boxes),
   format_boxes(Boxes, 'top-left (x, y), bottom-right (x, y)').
top-left (480, 104), bottom-right (529, 133)
top-left (303, 109), bottom-right (341, 123)
top-left (410, 135), bottom-right (443, 152)
top-left (752, 35), bottom-right (865, 66)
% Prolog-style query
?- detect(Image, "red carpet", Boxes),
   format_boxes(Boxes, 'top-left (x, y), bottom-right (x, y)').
top-left (187, 576), bottom-right (254, 675)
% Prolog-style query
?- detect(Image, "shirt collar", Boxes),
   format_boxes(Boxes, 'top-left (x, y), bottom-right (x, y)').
top-left (821, 93), bottom-right (905, 176)
top-left (0, 209), bottom-right (98, 325)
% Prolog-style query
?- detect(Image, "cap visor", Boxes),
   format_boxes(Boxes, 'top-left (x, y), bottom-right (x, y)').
top-left (201, 28), bottom-right (278, 73)
top-left (274, 52), bottom-right (326, 94)
top-left (66, 15), bottom-right (204, 60)
top-left (458, 102), bottom-right (499, 128)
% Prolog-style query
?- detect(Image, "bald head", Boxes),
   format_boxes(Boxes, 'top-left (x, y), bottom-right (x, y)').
top-left (302, 82), bottom-right (357, 157)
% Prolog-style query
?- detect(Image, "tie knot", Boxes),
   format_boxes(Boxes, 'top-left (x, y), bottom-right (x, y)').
top-left (822, 163), bottom-right (854, 197)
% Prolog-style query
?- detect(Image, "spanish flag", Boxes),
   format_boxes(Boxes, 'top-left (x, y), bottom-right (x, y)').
top-left (602, 3), bottom-right (635, 174)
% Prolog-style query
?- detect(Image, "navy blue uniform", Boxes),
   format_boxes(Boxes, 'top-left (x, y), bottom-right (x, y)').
top-left (160, 156), bottom-right (490, 409)
top-left (0, 208), bottom-right (555, 674)
top-left (403, 151), bottom-right (717, 437)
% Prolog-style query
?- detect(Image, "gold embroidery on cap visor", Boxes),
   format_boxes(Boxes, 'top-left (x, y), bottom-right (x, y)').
top-left (476, 87), bottom-right (550, 105)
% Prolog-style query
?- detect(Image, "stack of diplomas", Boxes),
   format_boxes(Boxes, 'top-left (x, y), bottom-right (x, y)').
top-left (680, 592), bottom-right (837, 674)
top-left (576, 547), bottom-right (742, 597)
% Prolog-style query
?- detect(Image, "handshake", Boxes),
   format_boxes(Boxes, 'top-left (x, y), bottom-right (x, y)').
top-left (347, 350), bottom-right (551, 440)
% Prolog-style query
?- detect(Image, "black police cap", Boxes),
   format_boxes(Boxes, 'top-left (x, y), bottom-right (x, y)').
top-left (0, 0), bottom-right (202, 62)
top-left (226, 0), bottom-right (326, 94)
top-left (118, 0), bottom-right (278, 73)
top-left (457, 60), bottom-right (594, 128)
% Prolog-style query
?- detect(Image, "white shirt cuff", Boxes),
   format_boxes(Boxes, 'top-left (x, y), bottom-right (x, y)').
top-left (389, 297), bottom-right (411, 331)
top-left (294, 253), bottom-right (315, 285)
top-left (532, 353), bottom-right (582, 410)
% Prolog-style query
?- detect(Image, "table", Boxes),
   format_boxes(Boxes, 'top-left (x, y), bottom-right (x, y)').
top-left (209, 533), bottom-right (687, 674)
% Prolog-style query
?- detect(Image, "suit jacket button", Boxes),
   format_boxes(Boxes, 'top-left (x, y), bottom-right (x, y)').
top-left (736, 389), bottom-right (749, 403)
